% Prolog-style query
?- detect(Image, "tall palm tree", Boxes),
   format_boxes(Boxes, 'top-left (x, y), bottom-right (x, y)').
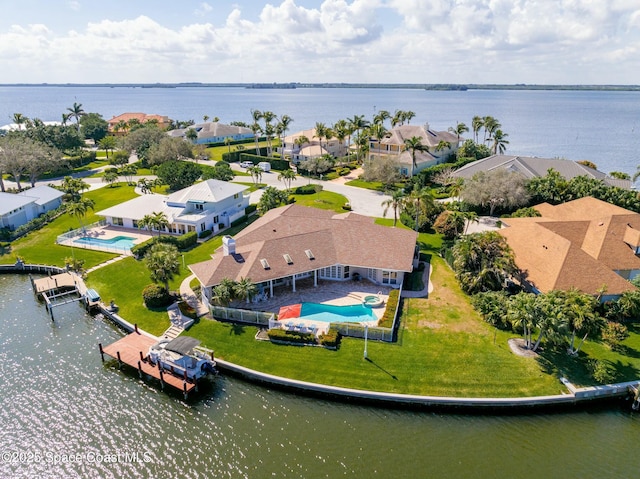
top-left (314, 122), bottom-right (327, 150)
top-left (471, 116), bottom-right (484, 143)
top-left (250, 121), bottom-right (262, 154)
top-left (373, 109), bottom-right (390, 126)
top-left (491, 129), bottom-right (509, 154)
top-left (145, 242), bottom-right (180, 291)
top-left (403, 136), bottom-right (427, 177)
top-left (370, 123), bottom-right (388, 160)
top-left (332, 119), bottom-right (348, 159)
top-left (348, 114), bottom-right (369, 142)
top-left (404, 186), bottom-right (434, 232)
top-left (66, 197), bottom-right (95, 231)
top-left (67, 102), bottom-right (85, 131)
top-left (98, 136), bottom-right (117, 159)
top-left (391, 110), bottom-right (404, 127)
top-left (403, 111), bottom-right (416, 124)
top-left (482, 116), bottom-right (499, 143)
top-left (448, 122), bottom-right (469, 144)
top-left (248, 165), bottom-right (263, 186)
top-left (277, 114), bottom-right (293, 159)
top-left (382, 189), bottom-right (406, 226)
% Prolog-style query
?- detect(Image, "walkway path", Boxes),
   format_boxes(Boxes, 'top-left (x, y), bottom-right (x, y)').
top-left (84, 254), bottom-right (129, 274)
top-left (179, 274), bottom-right (210, 317)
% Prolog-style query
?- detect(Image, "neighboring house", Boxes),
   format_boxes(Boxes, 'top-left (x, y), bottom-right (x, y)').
top-left (0, 185), bottom-right (64, 230)
top-left (167, 122), bottom-right (254, 145)
top-left (369, 124), bottom-right (459, 176)
top-left (452, 154), bottom-right (632, 189)
top-left (97, 180), bottom-right (250, 235)
top-left (499, 197), bottom-right (640, 300)
top-left (189, 204), bottom-right (418, 302)
top-left (107, 112), bottom-right (172, 134)
top-left (282, 128), bottom-right (345, 163)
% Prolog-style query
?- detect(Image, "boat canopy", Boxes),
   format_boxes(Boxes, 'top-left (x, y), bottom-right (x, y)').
top-left (165, 336), bottom-right (201, 355)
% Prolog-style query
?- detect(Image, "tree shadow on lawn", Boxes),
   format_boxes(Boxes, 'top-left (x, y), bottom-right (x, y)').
top-left (536, 348), bottom-right (594, 385)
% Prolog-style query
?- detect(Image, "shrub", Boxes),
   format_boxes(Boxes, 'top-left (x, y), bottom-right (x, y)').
top-left (377, 290), bottom-right (400, 328)
top-left (231, 215), bottom-right (248, 228)
top-left (325, 172), bottom-right (339, 180)
top-left (132, 232), bottom-right (197, 259)
top-left (245, 204), bottom-right (257, 215)
top-left (178, 301), bottom-right (197, 319)
top-left (318, 328), bottom-right (341, 348)
top-left (198, 230), bottom-right (212, 239)
top-left (294, 184), bottom-right (322, 195)
top-left (602, 321), bottom-right (629, 350)
top-left (267, 328), bottom-right (317, 345)
top-left (175, 231), bottom-right (197, 250)
top-left (589, 359), bottom-right (616, 384)
top-left (142, 284), bottom-right (172, 308)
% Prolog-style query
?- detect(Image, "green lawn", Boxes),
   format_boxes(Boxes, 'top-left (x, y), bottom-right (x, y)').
top-left (1, 184), bottom-right (139, 268)
top-left (290, 191), bottom-right (348, 210)
top-left (345, 178), bottom-right (406, 191)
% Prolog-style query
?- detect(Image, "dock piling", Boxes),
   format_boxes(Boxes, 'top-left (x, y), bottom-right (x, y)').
top-left (159, 369), bottom-right (165, 390)
top-left (99, 343), bottom-right (104, 362)
top-left (116, 350), bottom-right (122, 369)
top-left (137, 361), bottom-right (143, 379)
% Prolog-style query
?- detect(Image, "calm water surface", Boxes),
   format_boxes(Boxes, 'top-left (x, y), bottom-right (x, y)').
top-left (1, 86), bottom-right (639, 176)
top-left (1, 274), bottom-right (640, 478)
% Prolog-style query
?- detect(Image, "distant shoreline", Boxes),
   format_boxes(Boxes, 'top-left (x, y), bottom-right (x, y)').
top-left (1, 83), bottom-right (640, 92)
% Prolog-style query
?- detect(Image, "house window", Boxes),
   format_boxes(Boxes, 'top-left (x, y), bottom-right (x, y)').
top-left (132, 220), bottom-right (139, 228)
top-left (343, 266), bottom-right (350, 279)
top-left (200, 223), bottom-right (206, 232)
top-left (234, 193), bottom-right (240, 199)
top-left (213, 215), bottom-right (219, 224)
top-left (367, 269), bottom-right (377, 281)
top-left (187, 225), bottom-right (195, 233)
top-left (382, 271), bottom-right (398, 285)
top-left (113, 217), bottom-right (123, 226)
top-left (195, 204), bottom-right (204, 211)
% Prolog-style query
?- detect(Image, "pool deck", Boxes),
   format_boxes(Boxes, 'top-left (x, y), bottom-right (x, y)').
top-left (237, 278), bottom-right (392, 333)
top-left (58, 225), bottom-right (154, 255)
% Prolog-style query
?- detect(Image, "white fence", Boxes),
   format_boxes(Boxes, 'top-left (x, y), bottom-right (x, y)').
top-left (209, 304), bottom-right (275, 326)
top-left (56, 220), bottom-right (107, 243)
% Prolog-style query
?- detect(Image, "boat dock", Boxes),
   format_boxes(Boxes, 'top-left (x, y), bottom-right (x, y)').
top-left (31, 272), bottom-right (89, 319)
top-left (99, 331), bottom-right (197, 399)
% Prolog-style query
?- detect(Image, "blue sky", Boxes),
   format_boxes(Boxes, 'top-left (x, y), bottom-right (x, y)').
top-left (1, 0), bottom-right (639, 84)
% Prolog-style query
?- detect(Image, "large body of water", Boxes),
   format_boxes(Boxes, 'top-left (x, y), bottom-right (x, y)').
top-left (1, 274), bottom-right (640, 478)
top-left (1, 85), bottom-right (640, 177)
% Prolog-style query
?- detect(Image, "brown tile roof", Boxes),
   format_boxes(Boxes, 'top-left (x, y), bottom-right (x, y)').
top-left (500, 197), bottom-right (640, 296)
top-left (381, 125), bottom-right (459, 148)
top-left (107, 112), bottom-right (170, 127)
top-left (189, 204), bottom-right (417, 287)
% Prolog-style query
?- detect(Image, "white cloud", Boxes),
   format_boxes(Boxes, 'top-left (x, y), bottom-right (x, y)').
top-left (0, 0), bottom-right (639, 84)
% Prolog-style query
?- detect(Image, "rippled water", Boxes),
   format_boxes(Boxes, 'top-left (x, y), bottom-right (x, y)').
top-left (2, 274), bottom-right (640, 478)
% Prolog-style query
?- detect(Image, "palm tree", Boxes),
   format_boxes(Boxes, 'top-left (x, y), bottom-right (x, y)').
top-left (98, 135), bottom-right (117, 159)
top-left (482, 116), bottom-right (500, 143)
top-left (212, 278), bottom-right (236, 307)
top-left (491, 129), bottom-right (509, 154)
top-left (248, 165), bottom-right (263, 186)
top-left (67, 102), bottom-right (85, 131)
top-left (145, 242), bottom-right (180, 291)
top-left (471, 116), bottom-right (484, 143)
top-left (373, 109), bottom-right (390, 126)
top-left (114, 120), bottom-right (128, 134)
top-left (277, 169), bottom-right (297, 192)
top-left (403, 186), bottom-right (434, 232)
top-left (224, 136), bottom-right (233, 158)
top-left (348, 114), bottom-right (369, 141)
top-left (12, 113), bottom-right (27, 130)
top-left (314, 122), bottom-right (327, 150)
top-left (332, 119), bottom-right (348, 159)
top-left (66, 197), bottom-right (95, 231)
top-left (261, 110), bottom-right (277, 156)
top-left (250, 122), bottom-right (262, 154)
top-left (234, 277), bottom-right (257, 304)
top-left (102, 171), bottom-right (119, 187)
top-left (139, 211), bottom-right (170, 237)
top-left (403, 110), bottom-right (416, 124)
top-left (203, 115), bottom-right (210, 122)
top-left (391, 110), bottom-right (404, 127)
top-left (370, 123), bottom-right (388, 160)
top-left (382, 189), bottom-right (405, 226)
top-left (61, 176), bottom-right (90, 202)
top-left (277, 114), bottom-right (293, 159)
top-left (448, 122), bottom-right (469, 144)
top-left (403, 136), bottom-right (427, 177)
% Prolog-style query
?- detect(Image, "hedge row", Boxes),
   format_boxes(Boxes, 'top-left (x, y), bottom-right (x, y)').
top-left (377, 289), bottom-right (400, 328)
top-left (222, 147), bottom-right (267, 163)
top-left (131, 231), bottom-right (198, 258)
top-left (267, 328), bottom-right (317, 344)
top-left (294, 184), bottom-right (322, 195)
top-left (318, 328), bottom-right (341, 348)
top-left (237, 153), bottom-right (289, 171)
top-left (0, 205), bottom-right (65, 241)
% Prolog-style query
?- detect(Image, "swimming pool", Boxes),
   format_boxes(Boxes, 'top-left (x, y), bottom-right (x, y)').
top-left (298, 302), bottom-right (375, 324)
top-left (73, 235), bottom-right (136, 250)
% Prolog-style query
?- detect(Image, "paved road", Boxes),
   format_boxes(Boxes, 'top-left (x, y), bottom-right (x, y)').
top-left (5, 160), bottom-right (391, 218)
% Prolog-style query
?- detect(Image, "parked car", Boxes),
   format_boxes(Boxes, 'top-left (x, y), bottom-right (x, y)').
top-left (240, 161), bottom-right (254, 168)
top-left (258, 162), bottom-right (271, 172)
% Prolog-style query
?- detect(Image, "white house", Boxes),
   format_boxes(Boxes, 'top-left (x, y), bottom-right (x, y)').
top-left (97, 180), bottom-right (250, 235)
top-left (0, 185), bottom-right (64, 231)
top-left (167, 122), bottom-right (254, 145)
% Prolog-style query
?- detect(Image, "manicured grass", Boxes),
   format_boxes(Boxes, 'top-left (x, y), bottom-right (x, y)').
top-left (290, 191), bottom-right (348, 211)
top-left (345, 178), bottom-right (406, 191)
top-left (1, 185), bottom-right (139, 268)
top-left (187, 255), bottom-right (563, 397)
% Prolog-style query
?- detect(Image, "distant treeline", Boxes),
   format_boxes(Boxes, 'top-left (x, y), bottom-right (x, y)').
top-left (3, 83), bottom-right (640, 91)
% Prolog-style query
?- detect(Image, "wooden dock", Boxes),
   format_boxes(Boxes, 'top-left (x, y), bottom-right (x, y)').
top-left (100, 332), bottom-right (196, 398)
top-left (31, 272), bottom-right (87, 320)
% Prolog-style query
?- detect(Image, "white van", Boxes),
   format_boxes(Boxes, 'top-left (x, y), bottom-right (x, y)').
top-left (258, 162), bottom-right (271, 172)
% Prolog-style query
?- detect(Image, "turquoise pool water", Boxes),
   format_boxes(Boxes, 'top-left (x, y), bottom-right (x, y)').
top-left (74, 235), bottom-right (135, 250)
top-left (299, 302), bottom-right (374, 323)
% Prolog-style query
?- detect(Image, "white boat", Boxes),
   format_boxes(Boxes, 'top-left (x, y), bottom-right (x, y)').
top-left (148, 336), bottom-right (216, 381)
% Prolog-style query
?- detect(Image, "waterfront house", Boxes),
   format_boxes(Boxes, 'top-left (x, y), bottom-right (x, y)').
top-left (368, 124), bottom-right (459, 176)
top-left (282, 128), bottom-right (345, 163)
top-left (97, 179), bottom-right (249, 235)
top-left (107, 112), bottom-right (172, 134)
top-left (452, 155), bottom-right (632, 189)
top-left (189, 204), bottom-right (418, 302)
top-left (499, 197), bottom-right (640, 300)
top-left (167, 122), bottom-right (254, 145)
top-left (0, 185), bottom-right (64, 231)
